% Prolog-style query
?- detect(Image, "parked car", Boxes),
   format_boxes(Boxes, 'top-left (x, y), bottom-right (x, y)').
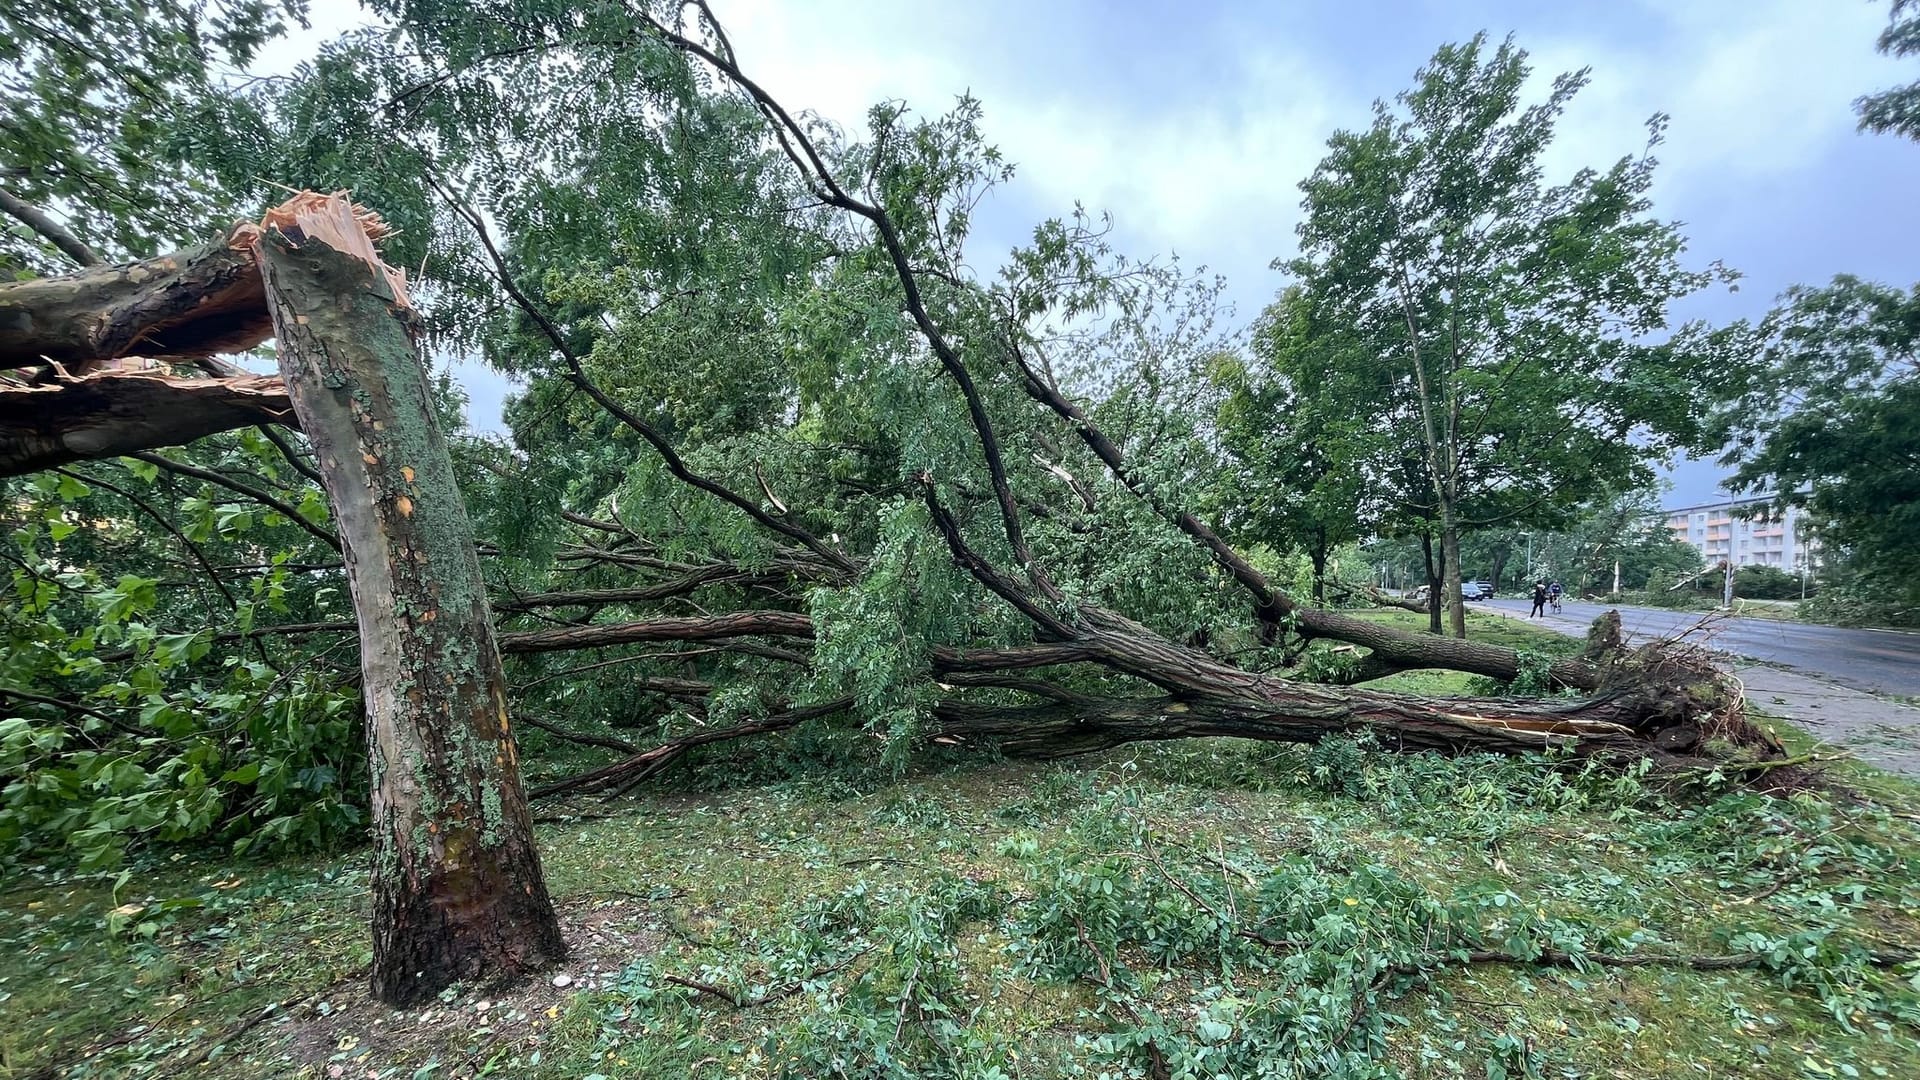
top-left (1404, 582), bottom-right (1492, 602)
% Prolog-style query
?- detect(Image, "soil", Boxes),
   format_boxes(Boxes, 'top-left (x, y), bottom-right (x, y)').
top-left (231, 895), bottom-right (666, 1078)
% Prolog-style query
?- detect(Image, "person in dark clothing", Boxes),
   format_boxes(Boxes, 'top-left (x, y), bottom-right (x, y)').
top-left (1530, 581), bottom-right (1548, 618)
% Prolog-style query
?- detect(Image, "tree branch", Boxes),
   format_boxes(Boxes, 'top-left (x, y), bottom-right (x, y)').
top-left (0, 185), bottom-right (100, 266)
top-left (422, 171), bottom-right (857, 578)
top-left (129, 451), bottom-right (340, 551)
top-left (0, 371), bottom-right (294, 478)
top-left (920, 477), bottom-right (1075, 639)
top-left (634, 6), bottom-right (1061, 603)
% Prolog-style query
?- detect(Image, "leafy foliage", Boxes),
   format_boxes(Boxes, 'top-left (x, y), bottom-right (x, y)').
top-left (1, 452), bottom-right (361, 869)
top-left (1858, 0), bottom-right (1920, 141)
top-left (0, 0), bottom-right (303, 272)
top-left (1286, 34), bottom-right (1738, 632)
top-left (1213, 288), bottom-right (1375, 603)
top-left (1713, 277), bottom-right (1920, 625)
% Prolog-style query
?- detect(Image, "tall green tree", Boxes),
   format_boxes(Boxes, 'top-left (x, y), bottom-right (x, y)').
top-left (1713, 276), bottom-right (1920, 623)
top-left (1216, 288), bottom-right (1377, 606)
top-left (1858, 0), bottom-right (1920, 141)
top-left (1289, 34), bottom-right (1736, 638)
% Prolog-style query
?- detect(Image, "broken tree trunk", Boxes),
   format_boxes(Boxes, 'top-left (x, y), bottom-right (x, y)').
top-left (0, 222), bottom-right (294, 478)
top-left (0, 370), bottom-right (292, 475)
top-left (254, 193), bottom-right (565, 1006)
top-left (0, 226), bottom-right (274, 371)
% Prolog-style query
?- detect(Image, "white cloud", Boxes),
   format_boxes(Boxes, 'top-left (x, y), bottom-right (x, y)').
top-left (1529, 0), bottom-right (1903, 189)
top-left (241, 0), bottom-right (1918, 436)
top-left (714, 0), bottom-right (1351, 314)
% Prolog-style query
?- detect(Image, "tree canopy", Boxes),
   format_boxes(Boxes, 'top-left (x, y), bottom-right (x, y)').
top-left (1713, 276), bottom-right (1920, 622)
top-left (0, 4), bottom-right (1791, 888)
top-left (1286, 34), bottom-right (1737, 636)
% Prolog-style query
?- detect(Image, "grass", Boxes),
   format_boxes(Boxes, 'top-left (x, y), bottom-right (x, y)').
top-left (1349, 607), bottom-right (1584, 657)
top-left (1341, 607), bottom-right (1581, 696)
top-left (6, 730), bottom-right (1920, 1078)
top-left (1732, 599), bottom-right (1807, 623)
top-left (4, 612), bottom-right (1916, 1079)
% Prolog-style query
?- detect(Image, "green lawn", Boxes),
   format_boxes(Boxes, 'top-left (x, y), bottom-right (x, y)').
top-left (1333, 607), bottom-right (1581, 696)
top-left (5, 704), bottom-right (1918, 1078)
top-left (1348, 607), bottom-right (1585, 656)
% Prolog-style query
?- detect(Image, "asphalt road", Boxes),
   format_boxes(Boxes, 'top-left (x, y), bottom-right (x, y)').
top-left (1479, 598), bottom-right (1920, 699)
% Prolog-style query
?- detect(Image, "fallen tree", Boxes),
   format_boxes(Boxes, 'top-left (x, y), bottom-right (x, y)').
top-left (0, 6), bottom-right (1788, 877)
top-left (0, 369), bottom-right (292, 475)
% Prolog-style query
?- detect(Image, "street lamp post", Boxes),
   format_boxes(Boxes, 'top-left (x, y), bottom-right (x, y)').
top-left (1719, 489), bottom-right (1736, 609)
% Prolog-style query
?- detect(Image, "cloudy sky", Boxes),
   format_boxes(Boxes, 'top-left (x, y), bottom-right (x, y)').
top-left (283, 0), bottom-right (1918, 506)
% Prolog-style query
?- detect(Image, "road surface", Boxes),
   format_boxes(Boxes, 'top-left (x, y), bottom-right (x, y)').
top-left (1478, 598), bottom-right (1920, 699)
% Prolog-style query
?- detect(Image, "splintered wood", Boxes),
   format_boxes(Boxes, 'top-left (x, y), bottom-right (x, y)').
top-left (255, 191), bottom-right (412, 308)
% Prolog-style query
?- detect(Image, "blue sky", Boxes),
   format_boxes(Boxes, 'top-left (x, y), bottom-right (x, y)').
top-left (285, 1), bottom-right (1920, 507)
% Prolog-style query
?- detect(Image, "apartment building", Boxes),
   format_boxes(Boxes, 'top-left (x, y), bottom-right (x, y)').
top-left (1662, 494), bottom-right (1816, 570)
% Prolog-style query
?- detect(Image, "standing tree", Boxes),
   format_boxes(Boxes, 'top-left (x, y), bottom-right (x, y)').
top-left (0, 193), bottom-right (568, 1005)
top-left (256, 194), bottom-right (566, 1003)
top-left (1215, 288), bottom-right (1373, 607)
top-left (1289, 34), bottom-right (1736, 638)
top-left (1463, 489), bottom-right (1705, 597)
top-left (1712, 276), bottom-right (1920, 624)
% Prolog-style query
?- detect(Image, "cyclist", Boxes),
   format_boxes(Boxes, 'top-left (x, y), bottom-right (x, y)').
top-left (1548, 580), bottom-right (1563, 614)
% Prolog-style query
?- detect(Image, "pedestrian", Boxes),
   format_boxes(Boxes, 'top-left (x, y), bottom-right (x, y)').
top-left (1530, 580), bottom-right (1547, 618)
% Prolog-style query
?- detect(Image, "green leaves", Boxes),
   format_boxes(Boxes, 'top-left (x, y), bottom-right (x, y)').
top-left (1288, 34), bottom-right (1737, 573)
top-left (0, 436), bottom-right (362, 869)
top-left (1857, 1), bottom-right (1920, 141)
top-left (1713, 276), bottom-right (1920, 624)
top-left (0, 0), bottom-right (303, 273)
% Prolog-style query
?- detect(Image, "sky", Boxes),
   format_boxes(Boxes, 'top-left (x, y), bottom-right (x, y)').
top-left (275, 0), bottom-right (1920, 508)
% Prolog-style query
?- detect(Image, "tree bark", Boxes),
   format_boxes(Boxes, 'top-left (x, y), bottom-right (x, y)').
top-left (1421, 531), bottom-right (1443, 635)
top-left (1441, 513), bottom-right (1467, 638)
top-left (0, 226), bottom-right (274, 371)
top-left (1308, 529), bottom-right (1329, 606)
top-left (254, 193), bottom-right (564, 1006)
top-left (528, 603), bottom-right (1780, 798)
top-left (0, 370), bottom-right (292, 475)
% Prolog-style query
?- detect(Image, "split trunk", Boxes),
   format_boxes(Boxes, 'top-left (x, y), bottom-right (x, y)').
top-left (254, 195), bottom-right (565, 1005)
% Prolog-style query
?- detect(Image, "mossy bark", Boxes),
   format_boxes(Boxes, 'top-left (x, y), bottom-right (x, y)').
top-left (257, 221), bottom-right (564, 1006)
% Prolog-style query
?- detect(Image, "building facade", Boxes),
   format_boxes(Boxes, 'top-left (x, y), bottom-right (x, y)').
top-left (1662, 495), bottom-right (1816, 572)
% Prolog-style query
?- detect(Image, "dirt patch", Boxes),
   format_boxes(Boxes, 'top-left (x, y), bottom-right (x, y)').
top-left (229, 895), bottom-right (664, 1078)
